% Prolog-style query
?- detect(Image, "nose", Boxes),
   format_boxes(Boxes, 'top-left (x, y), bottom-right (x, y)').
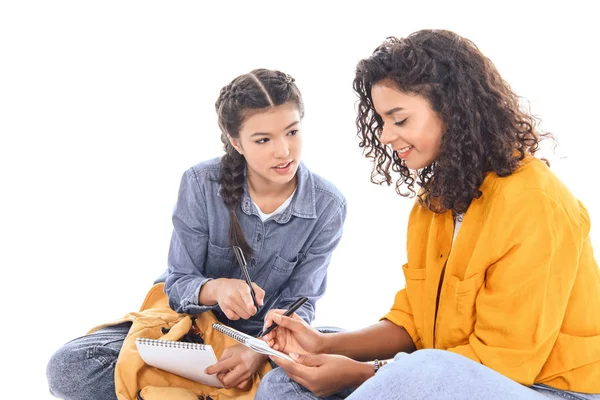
top-left (273, 137), bottom-right (290, 159)
top-left (378, 124), bottom-right (395, 145)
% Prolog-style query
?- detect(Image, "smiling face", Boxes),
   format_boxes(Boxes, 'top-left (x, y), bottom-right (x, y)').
top-left (371, 79), bottom-right (445, 170)
top-left (229, 102), bottom-right (302, 190)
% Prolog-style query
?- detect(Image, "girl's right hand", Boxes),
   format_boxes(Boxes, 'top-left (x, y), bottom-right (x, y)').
top-left (210, 278), bottom-right (265, 320)
top-left (262, 310), bottom-right (325, 355)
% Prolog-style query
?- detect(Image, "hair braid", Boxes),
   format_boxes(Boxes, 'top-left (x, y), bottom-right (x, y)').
top-left (219, 140), bottom-right (253, 255)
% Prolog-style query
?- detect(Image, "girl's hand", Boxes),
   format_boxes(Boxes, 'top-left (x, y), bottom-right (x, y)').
top-left (262, 310), bottom-right (325, 355)
top-left (271, 353), bottom-right (369, 397)
top-left (204, 278), bottom-right (265, 320)
top-left (205, 344), bottom-right (267, 389)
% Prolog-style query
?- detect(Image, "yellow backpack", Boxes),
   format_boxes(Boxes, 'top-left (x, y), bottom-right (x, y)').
top-left (89, 283), bottom-right (272, 400)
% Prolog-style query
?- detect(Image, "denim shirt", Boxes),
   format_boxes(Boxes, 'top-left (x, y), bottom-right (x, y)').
top-left (155, 157), bottom-right (346, 336)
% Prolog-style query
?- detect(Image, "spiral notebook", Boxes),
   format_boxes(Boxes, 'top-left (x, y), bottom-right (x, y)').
top-left (212, 323), bottom-right (294, 362)
top-left (135, 338), bottom-right (223, 387)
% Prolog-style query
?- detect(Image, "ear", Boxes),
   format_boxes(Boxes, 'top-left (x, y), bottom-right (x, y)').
top-left (228, 135), bottom-right (243, 155)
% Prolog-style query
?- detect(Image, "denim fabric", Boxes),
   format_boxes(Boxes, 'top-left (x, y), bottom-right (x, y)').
top-left (255, 349), bottom-right (600, 400)
top-left (155, 157), bottom-right (346, 336)
top-left (47, 322), bottom-right (131, 400)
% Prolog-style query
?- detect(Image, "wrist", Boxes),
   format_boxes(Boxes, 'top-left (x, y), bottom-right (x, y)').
top-left (198, 278), bottom-right (222, 305)
top-left (350, 360), bottom-right (374, 388)
top-left (316, 331), bottom-right (335, 354)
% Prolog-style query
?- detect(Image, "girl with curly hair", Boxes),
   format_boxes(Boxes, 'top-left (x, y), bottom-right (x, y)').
top-left (47, 68), bottom-right (347, 399)
top-left (255, 30), bottom-right (600, 399)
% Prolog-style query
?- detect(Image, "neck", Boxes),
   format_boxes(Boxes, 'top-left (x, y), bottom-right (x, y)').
top-left (247, 171), bottom-right (297, 201)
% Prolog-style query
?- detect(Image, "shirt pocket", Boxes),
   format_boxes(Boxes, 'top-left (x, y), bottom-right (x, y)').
top-left (438, 271), bottom-right (485, 348)
top-left (402, 264), bottom-right (427, 339)
top-left (262, 254), bottom-right (301, 296)
top-left (204, 241), bottom-right (234, 279)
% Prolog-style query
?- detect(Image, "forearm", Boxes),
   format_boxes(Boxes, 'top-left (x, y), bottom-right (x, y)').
top-left (320, 320), bottom-right (415, 361)
top-left (164, 273), bottom-right (216, 313)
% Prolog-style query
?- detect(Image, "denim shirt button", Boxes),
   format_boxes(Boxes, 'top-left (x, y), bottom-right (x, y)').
top-left (257, 233), bottom-right (262, 242)
top-left (251, 259), bottom-right (256, 267)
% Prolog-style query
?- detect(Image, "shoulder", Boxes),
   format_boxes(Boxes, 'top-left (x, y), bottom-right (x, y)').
top-left (485, 156), bottom-right (588, 229)
top-left (183, 157), bottom-right (222, 183)
top-left (303, 164), bottom-right (346, 208)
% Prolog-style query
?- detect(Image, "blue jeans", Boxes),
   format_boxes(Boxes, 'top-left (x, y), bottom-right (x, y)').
top-left (46, 322), bottom-right (131, 400)
top-left (256, 349), bottom-right (600, 400)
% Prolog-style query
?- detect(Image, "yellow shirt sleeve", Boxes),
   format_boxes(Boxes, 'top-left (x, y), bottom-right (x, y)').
top-left (447, 189), bottom-right (585, 385)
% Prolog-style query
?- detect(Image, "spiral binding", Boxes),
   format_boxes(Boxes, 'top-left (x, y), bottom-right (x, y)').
top-left (212, 323), bottom-right (249, 344)
top-left (136, 337), bottom-right (207, 351)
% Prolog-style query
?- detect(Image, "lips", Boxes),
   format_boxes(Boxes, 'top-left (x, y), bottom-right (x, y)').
top-left (273, 161), bottom-right (293, 169)
top-left (394, 145), bottom-right (413, 160)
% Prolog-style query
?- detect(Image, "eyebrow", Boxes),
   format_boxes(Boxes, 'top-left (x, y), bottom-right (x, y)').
top-left (250, 121), bottom-right (299, 137)
top-left (384, 107), bottom-right (405, 116)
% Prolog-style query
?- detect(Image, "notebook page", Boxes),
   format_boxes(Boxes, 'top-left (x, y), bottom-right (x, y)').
top-left (136, 338), bottom-right (223, 387)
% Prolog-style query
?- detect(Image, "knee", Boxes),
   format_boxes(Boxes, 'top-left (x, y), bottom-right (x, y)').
top-left (255, 367), bottom-right (295, 400)
top-left (386, 349), bottom-right (470, 380)
top-left (47, 341), bottom-right (118, 399)
top-left (47, 344), bottom-right (81, 398)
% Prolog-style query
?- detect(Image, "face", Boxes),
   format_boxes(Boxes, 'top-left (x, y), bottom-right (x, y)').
top-left (229, 102), bottom-right (302, 188)
top-left (371, 79), bottom-right (445, 170)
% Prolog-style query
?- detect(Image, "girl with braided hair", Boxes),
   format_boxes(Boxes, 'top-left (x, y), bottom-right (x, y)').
top-left (255, 31), bottom-right (600, 399)
top-left (47, 68), bottom-right (346, 399)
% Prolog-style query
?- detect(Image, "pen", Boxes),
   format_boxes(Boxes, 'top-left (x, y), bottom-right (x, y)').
top-left (232, 246), bottom-right (260, 313)
top-left (258, 296), bottom-right (308, 337)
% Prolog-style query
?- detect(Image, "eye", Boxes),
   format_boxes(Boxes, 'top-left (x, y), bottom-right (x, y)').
top-left (287, 129), bottom-right (299, 136)
top-left (255, 138), bottom-right (270, 144)
top-left (395, 118), bottom-right (408, 126)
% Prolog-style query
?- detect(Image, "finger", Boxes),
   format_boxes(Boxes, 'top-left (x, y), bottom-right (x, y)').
top-left (263, 309), bottom-right (287, 335)
top-left (221, 366), bottom-right (249, 388)
top-left (227, 296), bottom-right (253, 320)
top-left (236, 377), bottom-right (252, 390)
top-left (252, 283), bottom-right (265, 306)
top-left (217, 371), bottom-right (229, 388)
top-left (293, 352), bottom-right (327, 367)
top-left (269, 355), bottom-right (310, 378)
top-left (205, 356), bottom-right (238, 375)
top-left (232, 290), bottom-right (255, 319)
top-left (271, 313), bottom-right (307, 333)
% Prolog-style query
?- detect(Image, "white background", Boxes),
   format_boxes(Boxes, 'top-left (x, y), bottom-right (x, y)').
top-left (1, 1), bottom-right (599, 398)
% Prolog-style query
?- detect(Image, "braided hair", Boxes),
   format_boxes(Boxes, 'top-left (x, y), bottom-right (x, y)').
top-left (354, 30), bottom-right (552, 214)
top-left (215, 69), bottom-right (304, 255)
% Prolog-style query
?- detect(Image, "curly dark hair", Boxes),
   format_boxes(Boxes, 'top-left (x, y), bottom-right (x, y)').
top-left (353, 29), bottom-right (550, 214)
top-left (215, 68), bottom-right (304, 255)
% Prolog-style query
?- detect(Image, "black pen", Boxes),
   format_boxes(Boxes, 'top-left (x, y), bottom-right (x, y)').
top-left (258, 296), bottom-right (308, 337)
top-left (232, 246), bottom-right (260, 313)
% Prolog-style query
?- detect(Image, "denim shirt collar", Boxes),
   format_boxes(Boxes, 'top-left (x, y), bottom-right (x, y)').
top-left (219, 161), bottom-right (317, 223)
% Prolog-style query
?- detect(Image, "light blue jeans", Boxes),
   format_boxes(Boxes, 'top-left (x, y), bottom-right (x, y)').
top-left (46, 322), bottom-right (131, 400)
top-left (255, 349), bottom-right (600, 400)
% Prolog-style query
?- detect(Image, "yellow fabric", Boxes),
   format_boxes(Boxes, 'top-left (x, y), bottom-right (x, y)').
top-left (89, 283), bottom-right (272, 400)
top-left (383, 156), bottom-right (600, 393)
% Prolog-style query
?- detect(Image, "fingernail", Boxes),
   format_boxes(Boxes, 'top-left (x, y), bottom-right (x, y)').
top-left (290, 353), bottom-right (299, 359)
top-left (273, 314), bottom-right (281, 320)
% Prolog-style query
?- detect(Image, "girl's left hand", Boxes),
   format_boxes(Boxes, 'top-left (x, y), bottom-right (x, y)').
top-left (270, 353), bottom-right (368, 397)
top-left (205, 344), bottom-right (267, 389)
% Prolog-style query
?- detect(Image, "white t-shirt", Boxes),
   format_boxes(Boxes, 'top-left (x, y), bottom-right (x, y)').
top-left (453, 214), bottom-right (464, 245)
top-left (252, 190), bottom-right (296, 222)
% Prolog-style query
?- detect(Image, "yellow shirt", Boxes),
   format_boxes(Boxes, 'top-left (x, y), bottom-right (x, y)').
top-left (384, 156), bottom-right (600, 393)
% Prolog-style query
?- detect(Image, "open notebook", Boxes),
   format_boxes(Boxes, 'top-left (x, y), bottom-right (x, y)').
top-left (135, 338), bottom-right (223, 387)
top-left (212, 323), bottom-right (294, 362)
